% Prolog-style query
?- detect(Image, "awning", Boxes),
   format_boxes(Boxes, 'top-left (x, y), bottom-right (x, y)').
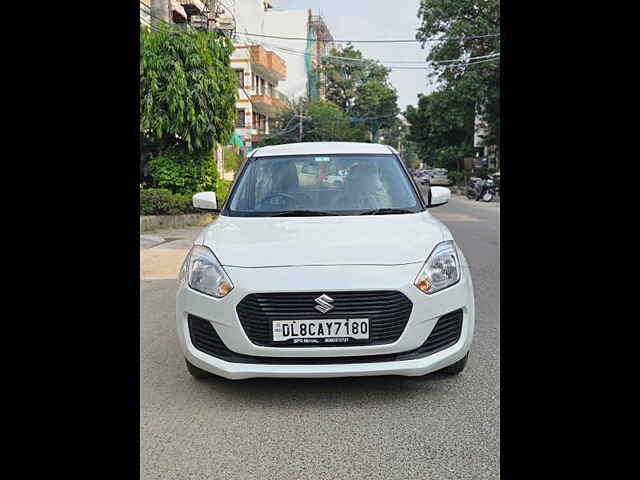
top-left (179, 0), bottom-right (207, 13)
top-left (230, 132), bottom-right (245, 148)
top-left (171, 0), bottom-right (187, 20)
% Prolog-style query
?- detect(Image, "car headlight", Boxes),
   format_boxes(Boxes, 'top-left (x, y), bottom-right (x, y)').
top-left (414, 240), bottom-right (461, 294)
top-left (181, 245), bottom-right (234, 298)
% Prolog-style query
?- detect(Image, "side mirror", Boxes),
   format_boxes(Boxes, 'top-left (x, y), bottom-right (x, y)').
top-left (192, 192), bottom-right (218, 211)
top-left (429, 186), bottom-right (451, 207)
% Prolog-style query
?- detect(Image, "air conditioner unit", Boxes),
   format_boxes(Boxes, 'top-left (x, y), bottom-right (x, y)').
top-left (215, 15), bottom-right (236, 31)
top-left (190, 14), bottom-right (208, 30)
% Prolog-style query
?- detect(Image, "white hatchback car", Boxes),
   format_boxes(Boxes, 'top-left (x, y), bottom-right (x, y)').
top-left (177, 142), bottom-right (475, 380)
top-left (430, 169), bottom-right (452, 186)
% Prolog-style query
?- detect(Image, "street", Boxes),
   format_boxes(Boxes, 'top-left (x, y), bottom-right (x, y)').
top-left (140, 193), bottom-right (499, 480)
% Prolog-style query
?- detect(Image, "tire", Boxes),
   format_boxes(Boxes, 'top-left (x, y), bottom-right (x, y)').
top-left (185, 358), bottom-right (211, 379)
top-left (438, 352), bottom-right (469, 375)
top-left (482, 192), bottom-right (494, 202)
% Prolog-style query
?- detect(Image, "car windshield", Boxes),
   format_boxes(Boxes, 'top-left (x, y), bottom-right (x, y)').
top-left (226, 154), bottom-right (423, 216)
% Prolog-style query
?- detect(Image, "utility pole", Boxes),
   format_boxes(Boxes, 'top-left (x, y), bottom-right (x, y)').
top-left (151, 0), bottom-right (170, 25)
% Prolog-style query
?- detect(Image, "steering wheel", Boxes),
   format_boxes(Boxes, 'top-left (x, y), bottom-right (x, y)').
top-left (258, 193), bottom-right (297, 209)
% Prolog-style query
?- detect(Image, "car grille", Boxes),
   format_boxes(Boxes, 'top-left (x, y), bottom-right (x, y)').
top-left (235, 291), bottom-right (413, 347)
top-left (187, 309), bottom-right (463, 365)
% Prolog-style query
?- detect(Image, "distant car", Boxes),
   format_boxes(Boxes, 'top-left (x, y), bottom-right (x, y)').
top-left (430, 169), bottom-right (451, 186)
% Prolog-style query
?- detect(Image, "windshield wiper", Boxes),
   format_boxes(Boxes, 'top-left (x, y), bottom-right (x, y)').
top-left (360, 208), bottom-right (414, 215)
top-left (271, 210), bottom-right (333, 217)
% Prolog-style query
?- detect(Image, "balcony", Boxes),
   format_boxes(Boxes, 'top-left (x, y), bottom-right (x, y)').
top-left (248, 45), bottom-right (286, 81)
top-left (250, 92), bottom-right (289, 115)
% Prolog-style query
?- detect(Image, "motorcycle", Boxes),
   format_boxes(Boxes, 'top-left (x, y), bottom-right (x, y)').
top-left (466, 177), bottom-right (482, 199)
top-left (466, 176), bottom-right (496, 202)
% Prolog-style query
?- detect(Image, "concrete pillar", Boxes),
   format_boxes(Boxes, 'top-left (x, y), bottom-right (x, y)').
top-left (151, 0), bottom-right (170, 25)
top-left (215, 144), bottom-right (225, 181)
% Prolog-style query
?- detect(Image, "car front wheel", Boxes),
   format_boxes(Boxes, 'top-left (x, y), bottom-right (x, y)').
top-left (437, 352), bottom-right (469, 375)
top-left (185, 358), bottom-right (212, 379)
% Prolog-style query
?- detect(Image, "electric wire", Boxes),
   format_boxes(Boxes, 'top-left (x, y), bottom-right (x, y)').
top-left (233, 33), bottom-right (498, 69)
top-left (231, 31), bottom-right (499, 43)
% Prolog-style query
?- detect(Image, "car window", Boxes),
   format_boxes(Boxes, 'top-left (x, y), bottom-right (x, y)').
top-left (227, 154), bottom-right (422, 216)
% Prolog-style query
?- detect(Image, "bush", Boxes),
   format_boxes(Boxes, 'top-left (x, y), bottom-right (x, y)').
top-left (217, 179), bottom-right (233, 207)
top-left (147, 148), bottom-right (218, 195)
top-left (448, 171), bottom-right (469, 186)
top-left (223, 147), bottom-right (243, 173)
top-left (140, 188), bottom-right (199, 216)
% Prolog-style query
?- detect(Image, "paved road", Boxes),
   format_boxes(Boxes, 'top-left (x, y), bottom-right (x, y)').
top-left (140, 194), bottom-right (499, 480)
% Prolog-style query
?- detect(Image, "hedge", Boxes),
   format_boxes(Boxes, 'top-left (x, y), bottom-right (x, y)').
top-left (140, 189), bottom-right (199, 216)
top-left (141, 182), bottom-right (233, 216)
top-left (216, 179), bottom-right (233, 206)
top-left (147, 148), bottom-right (218, 195)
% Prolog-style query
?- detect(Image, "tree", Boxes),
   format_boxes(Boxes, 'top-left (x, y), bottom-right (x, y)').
top-left (401, 140), bottom-right (421, 170)
top-left (319, 46), bottom-right (400, 142)
top-left (405, 88), bottom-right (475, 170)
top-left (353, 79), bottom-right (400, 142)
top-left (256, 99), bottom-right (367, 147)
top-left (321, 45), bottom-right (390, 114)
top-left (416, 0), bottom-right (500, 146)
top-left (140, 24), bottom-right (238, 156)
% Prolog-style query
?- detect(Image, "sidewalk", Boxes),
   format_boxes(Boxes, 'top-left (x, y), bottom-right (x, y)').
top-left (451, 192), bottom-right (500, 207)
top-left (140, 226), bottom-right (203, 281)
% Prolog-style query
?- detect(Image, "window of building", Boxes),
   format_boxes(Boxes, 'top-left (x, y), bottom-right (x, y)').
top-left (235, 69), bottom-right (244, 88)
top-left (236, 109), bottom-right (246, 128)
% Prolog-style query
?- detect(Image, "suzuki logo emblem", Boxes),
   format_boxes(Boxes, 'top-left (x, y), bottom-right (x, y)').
top-left (314, 294), bottom-right (334, 314)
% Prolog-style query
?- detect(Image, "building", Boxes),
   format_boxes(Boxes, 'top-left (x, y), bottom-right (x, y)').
top-left (473, 111), bottom-right (499, 170)
top-left (225, 1), bottom-right (335, 101)
top-left (139, 1), bottom-right (208, 28)
top-left (231, 44), bottom-right (289, 148)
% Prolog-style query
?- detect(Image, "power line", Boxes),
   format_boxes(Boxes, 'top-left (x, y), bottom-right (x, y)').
top-left (233, 31), bottom-right (499, 44)
top-left (233, 33), bottom-right (498, 68)
top-left (141, 8), bottom-right (497, 68)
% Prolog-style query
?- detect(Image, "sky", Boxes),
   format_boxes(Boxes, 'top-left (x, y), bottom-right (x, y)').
top-left (270, 0), bottom-right (435, 112)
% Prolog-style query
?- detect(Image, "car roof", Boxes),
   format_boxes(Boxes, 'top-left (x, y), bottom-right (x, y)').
top-left (251, 142), bottom-right (397, 157)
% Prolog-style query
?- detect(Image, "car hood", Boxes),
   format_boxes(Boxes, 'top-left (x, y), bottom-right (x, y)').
top-left (198, 212), bottom-right (447, 268)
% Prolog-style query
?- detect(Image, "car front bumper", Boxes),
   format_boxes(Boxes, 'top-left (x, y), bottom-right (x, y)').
top-left (176, 263), bottom-right (475, 379)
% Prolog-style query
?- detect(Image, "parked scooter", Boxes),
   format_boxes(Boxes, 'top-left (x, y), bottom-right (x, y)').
top-left (466, 176), bottom-right (496, 202)
top-left (466, 177), bottom-right (482, 200)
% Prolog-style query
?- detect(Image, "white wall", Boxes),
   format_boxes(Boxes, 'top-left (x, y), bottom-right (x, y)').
top-left (229, 1), bottom-right (311, 101)
top-left (263, 9), bottom-right (310, 100)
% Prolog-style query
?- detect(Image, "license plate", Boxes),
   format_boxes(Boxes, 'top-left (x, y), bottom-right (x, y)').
top-left (272, 318), bottom-right (369, 344)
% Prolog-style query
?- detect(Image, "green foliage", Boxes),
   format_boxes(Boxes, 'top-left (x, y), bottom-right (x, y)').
top-left (321, 45), bottom-right (391, 114)
top-left (320, 46), bottom-right (399, 140)
top-left (256, 99), bottom-right (367, 146)
top-left (223, 147), bottom-right (243, 173)
top-left (353, 79), bottom-right (400, 142)
top-left (448, 170), bottom-right (469, 186)
top-left (216, 179), bottom-right (233, 207)
top-left (405, 88), bottom-right (475, 168)
top-left (140, 25), bottom-right (237, 153)
top-left (140, 189), bottom-right (199, 216)
top-left (402, 140), bottom-right (421, 169)
top-left (416, 0), bottom-right (500, 146)
top-left (433, 144), bottom-right (474, 171)
top-left (147, 148), bottom-right (218, 195)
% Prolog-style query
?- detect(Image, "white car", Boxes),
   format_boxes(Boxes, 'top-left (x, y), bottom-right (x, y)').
top-left (429, 169), bottom-right (451, 186)
top-left (177, 142), bottom-right (475, 380)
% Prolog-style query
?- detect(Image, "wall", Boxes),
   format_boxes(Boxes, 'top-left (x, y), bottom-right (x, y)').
top-left (262, 9), bottom-right (310, 99)
top-left (229, 1), bottom-right (311, 101)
